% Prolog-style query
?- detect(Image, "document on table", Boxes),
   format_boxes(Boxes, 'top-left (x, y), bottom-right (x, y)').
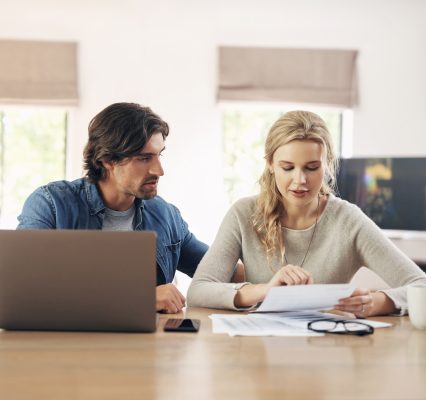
top-left (209, 284), bottom-right (392, 336)
top-left (254, 284), bottom-right (355, 313)
top-left (209, 311), bottom-right (392, 337)
top-left (209, 312), bottom-right (324, 337)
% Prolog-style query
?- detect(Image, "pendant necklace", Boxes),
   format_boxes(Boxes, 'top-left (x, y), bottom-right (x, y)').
top-left (283, 194), bottom-right (320, 267)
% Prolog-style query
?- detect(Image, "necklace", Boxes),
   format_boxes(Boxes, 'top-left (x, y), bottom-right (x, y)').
top-left (282, 194), bottom-right (320, 267)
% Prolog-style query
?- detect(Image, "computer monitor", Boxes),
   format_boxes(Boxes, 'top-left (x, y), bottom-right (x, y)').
top-left (336, 157), bottom-right (426, 231)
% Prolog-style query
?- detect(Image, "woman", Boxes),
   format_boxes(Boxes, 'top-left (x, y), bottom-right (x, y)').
top-left (187, 110), bottom-right (426, 316)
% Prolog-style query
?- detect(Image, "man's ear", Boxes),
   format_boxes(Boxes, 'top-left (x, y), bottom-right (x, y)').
top-left (101, 158), bottom-right (114, 173)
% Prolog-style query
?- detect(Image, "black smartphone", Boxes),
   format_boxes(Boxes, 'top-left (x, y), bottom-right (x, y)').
top-left (163, 318), bottom-right (200, 332)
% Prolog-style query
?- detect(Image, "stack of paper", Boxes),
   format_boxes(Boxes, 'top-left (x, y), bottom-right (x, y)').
top-left (209, 284), bottom-right (392, 336)
top-left (210, 311), bottom-right (392, 337)
top-left (210, 311), bottom-right (326, 336)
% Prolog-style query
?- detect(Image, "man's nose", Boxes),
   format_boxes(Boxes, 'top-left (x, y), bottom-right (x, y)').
top-left (149, 156), bottom-right (164, 176)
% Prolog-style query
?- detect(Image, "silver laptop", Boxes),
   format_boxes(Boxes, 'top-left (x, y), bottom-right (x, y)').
top-left (0, 230), bottom-right (157, 332)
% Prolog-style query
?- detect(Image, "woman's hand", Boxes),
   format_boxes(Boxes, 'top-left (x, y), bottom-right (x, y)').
top-left (335, 288), bottom-right (397, 318)
top-left (335, 288), bottom-right (373, 317)
top-left (267, 264), bottom-right (313, 289)
top-left (234, 264), bottom-right (313, 309)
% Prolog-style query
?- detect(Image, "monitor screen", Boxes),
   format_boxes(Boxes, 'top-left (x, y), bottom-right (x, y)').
top-left (336, 157), bottom-right (426, 231)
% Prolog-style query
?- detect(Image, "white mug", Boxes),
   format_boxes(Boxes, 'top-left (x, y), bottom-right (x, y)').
top-left (407, 285), bottom-right (426, 330)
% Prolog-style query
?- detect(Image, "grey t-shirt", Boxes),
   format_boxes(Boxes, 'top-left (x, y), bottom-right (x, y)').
top-left (187, 194), bottom-right (426, 312)
top-left (102, 206), bottom-right (135, 231)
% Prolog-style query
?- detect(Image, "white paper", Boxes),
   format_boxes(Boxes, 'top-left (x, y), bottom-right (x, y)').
top-left (209, 314), bottom-right (323, 337)
top-left (209, 311), bottom-right (392, 337)
top-left (251, 311), bottom-right (392, 331)
top-left (255, 284), bottom-right (355, 313)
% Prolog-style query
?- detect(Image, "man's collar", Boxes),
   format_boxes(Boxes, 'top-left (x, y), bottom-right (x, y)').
top-left (83, 179), bottom-right (105, 215)
top-left (134, 197), bottom-right (144, 210)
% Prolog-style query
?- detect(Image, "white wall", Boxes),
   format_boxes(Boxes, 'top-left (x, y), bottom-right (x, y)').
top-left (1, 0), bottom-right (425, 243)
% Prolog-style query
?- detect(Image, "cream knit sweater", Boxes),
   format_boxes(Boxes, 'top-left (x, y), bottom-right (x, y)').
top-left (187, 194), bottom-right (426, 312)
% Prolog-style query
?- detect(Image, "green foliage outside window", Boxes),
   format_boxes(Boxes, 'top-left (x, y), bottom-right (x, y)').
top-left (0, 108), bottom-right (67, 227)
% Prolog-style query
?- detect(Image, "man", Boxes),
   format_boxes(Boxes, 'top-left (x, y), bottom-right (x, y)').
top-left (17, 102), bottom-right (208, 314)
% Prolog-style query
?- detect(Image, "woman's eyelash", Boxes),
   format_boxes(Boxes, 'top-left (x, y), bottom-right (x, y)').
top-left (281, 166), bottom-right (320, 171)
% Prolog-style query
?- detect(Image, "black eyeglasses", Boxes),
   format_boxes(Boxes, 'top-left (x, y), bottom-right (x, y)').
top-left (307, 319), bottom-right (374, 336)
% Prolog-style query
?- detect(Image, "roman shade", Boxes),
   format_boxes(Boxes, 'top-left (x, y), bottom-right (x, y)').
top-left (0, 39), bottom-right (78, 105)
top-left (218, 46), bottom-right (358, 107)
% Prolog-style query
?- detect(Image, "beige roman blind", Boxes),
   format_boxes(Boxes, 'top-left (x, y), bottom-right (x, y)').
top-left (218, 46), bottom-right (358, 107)
top-left (0, 39), bottom-right (78, 105)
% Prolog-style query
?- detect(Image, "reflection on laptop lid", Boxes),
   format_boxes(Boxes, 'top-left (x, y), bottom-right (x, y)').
top-left (0, 230), bottom-right (157, 332)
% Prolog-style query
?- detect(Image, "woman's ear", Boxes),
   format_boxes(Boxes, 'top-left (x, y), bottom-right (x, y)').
top-left (323, 165), bottom-right (332, 184)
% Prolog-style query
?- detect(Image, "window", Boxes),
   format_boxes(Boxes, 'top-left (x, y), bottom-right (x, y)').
top-left (222, 103), bottom-right (348, 206)
top-left (0, 107), bottom-right (67, 228)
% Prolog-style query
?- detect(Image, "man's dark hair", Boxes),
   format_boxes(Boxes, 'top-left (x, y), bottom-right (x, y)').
top-left (83, 102), bottom-right (169, 182)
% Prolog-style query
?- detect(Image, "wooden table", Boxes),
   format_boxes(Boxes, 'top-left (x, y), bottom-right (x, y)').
top-left (0, 308), bottom-right (425, 400)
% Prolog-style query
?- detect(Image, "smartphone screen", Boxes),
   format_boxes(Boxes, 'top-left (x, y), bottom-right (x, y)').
top-left (163, 318), bottom-right (200, 332)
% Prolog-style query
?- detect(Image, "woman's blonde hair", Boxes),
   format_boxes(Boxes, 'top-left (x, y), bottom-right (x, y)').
top-left (252, 110), bottom-right (338, 266)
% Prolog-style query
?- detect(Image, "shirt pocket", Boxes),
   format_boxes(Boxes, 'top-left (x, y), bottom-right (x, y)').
top-left (156, 240), bottom-right (181, 283)
top-left (165, 240), bottom-right (182, 254)
top-left (163, 240), bottom-right (182, 277)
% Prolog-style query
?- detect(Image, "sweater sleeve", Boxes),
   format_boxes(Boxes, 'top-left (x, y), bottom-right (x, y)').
top-left (352, 205), bottom-right (426, 314)
top-left (187, 200), bottom-right (249, 310)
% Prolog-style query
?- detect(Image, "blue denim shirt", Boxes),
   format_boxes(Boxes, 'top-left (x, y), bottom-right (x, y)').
top-left (17, 178), bottom-right (208, 284)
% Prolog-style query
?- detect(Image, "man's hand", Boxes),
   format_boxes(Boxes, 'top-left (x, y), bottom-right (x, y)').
top-left (156, 284), bottom-right (186, 314)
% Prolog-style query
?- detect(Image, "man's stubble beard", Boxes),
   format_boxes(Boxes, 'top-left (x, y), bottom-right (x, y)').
top-left (135, 187), bottom-right (157, 200)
